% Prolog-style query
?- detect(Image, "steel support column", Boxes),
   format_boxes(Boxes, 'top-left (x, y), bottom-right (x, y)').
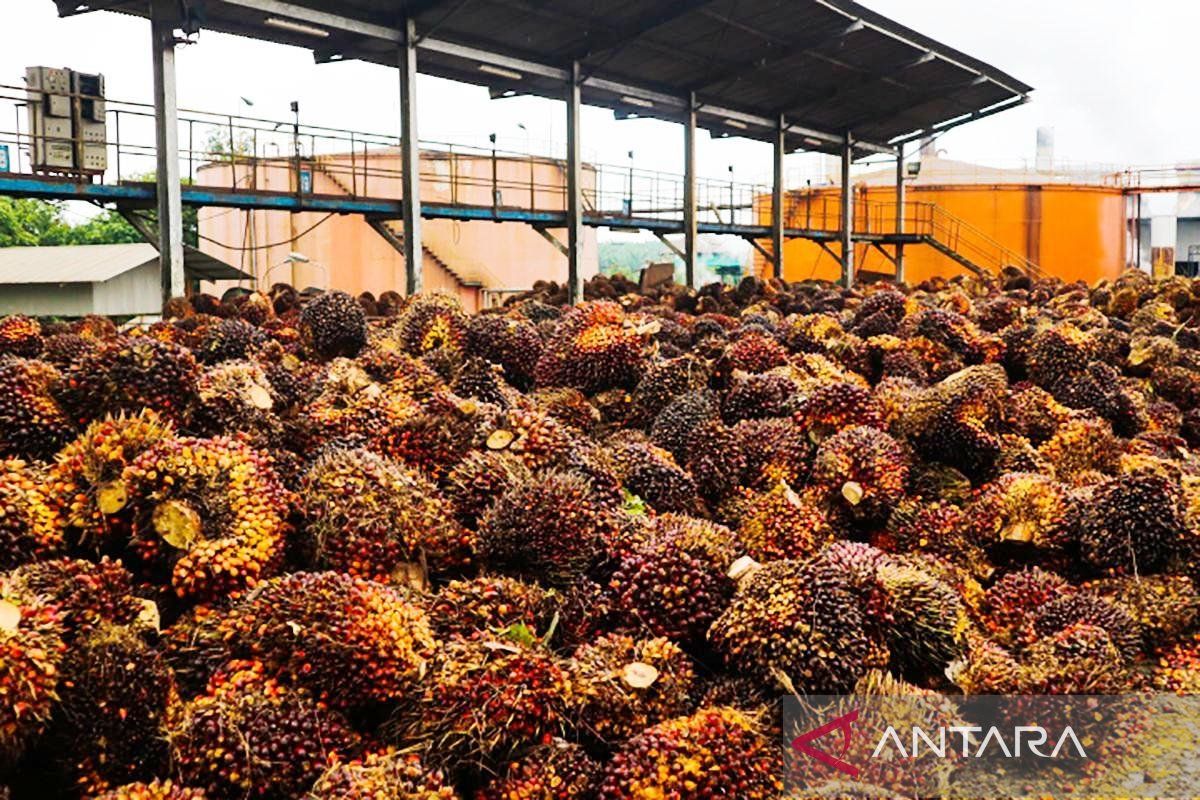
top-left (840, 134), bottom-right (854, 287)
top-left (771, 114), bottom-right (785, 280)
top-left (683, 91), bottom-right (698, 288)
top-left (895, 142), bottom-right (906, 283)
top-left (151, 0), bottom-right (185, 306)
top-left (566, 61), bottom-right (584, 304)
top-left (399, 17), bottom-right (423, 295)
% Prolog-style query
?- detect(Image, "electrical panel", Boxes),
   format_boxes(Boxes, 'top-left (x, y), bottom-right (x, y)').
top-left (25, 66), bottom-right (107, 174)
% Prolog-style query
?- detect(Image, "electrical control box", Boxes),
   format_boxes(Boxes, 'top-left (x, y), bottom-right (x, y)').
top-left (72, 71), bottom-right (106, 123)
top-left (25, 66), bottom-right (107, 174)
top-left (26, 66), bottom-right (71, 117)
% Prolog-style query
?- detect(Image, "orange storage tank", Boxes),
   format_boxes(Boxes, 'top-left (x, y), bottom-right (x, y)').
top-left (757, 157), bottom-right (1126, 285)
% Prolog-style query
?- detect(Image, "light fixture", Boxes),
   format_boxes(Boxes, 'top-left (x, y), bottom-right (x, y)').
top-left (264, 17), bottom-right (330, 37)
top-left (478, 64), bottom-right (523, 81)
top-left (723, 118), bottom-right (748, 130)
top-left (803, 136), bottom-right (824, 147)
top-left (286, 252), bottom-right (310, 263)
top-left (619, 95), bottom-right (654, 109)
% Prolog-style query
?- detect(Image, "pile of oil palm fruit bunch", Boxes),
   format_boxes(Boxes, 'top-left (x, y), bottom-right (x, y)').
top-left (4, 264), bottom-right (1200, 799)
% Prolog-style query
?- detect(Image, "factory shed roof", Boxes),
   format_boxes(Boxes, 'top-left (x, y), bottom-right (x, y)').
top-left (0, 243), bottom-right (251, 284)
top-left (64, 0), bottom-right (1032, 157)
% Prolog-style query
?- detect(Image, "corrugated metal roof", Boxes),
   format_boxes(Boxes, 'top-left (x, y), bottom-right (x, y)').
top-left (0, 243), bottom-right (251, 284)
top-left (66, 0), bottom-right (1031, 156)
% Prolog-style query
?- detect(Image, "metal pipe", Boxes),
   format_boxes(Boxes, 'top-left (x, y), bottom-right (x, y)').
top-left (229, 115), bottom-right (237, 191)
top-left (771, 114), bottom-right (785, 280)
top-left (895, 142), bottom-right (905, 283)
top-left (840, 133), bottom-right (854, 287)
top-left (490, 134), bottom-right (498, 212)
top-left (291, 102), bottom-right (300, 201)
top-left (683, 91), bottom-right (697, 288)
top-left (399, 17), bottom-right (423, 295)
top-left (566, 60), bottom-right (584, 304)
top-left (114, 110), bottom-right (121, 181)
top-left (151, 0), bottom-right (185, 304)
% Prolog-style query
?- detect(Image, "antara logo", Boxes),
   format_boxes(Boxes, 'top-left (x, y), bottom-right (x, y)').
top-left (871, 725), bottom-right (1088, 759)
top-left (791, 709), bottom-right (1088, 777)
top-left (791, 709), bottom-right (861, 777)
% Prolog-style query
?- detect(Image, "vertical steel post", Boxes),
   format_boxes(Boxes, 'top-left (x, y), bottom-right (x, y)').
top-left (491, 134), bottom-right (498, 212)
top-left (399, 17), bottom-right (423, 295)
top-left (151, 0), bottom-right (185, 306)
top-left (228, 116), bottom-right (237, 191)
top-left (566, 61), bottom-right (584, 304)
top-left (683, 92), bottom-right (697, 288)
top-left (771, 115), bottom-right (785, 280)
top-left (895, 142), bottom-right (906, 283)
top-left (840, 133), bottom-right (854, 288)
top-left (114, 111), bottom-right (121, 182)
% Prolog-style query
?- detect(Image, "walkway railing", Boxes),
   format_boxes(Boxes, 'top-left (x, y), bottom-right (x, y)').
top-left (0, 83), bottom-right (770, 228)
top-left (779, 192), bottom-right (1043, 277)
top-left (0, 82), bottom-right (1045, 278)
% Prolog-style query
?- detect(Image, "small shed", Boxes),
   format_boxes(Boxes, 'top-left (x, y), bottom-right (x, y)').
top-left (0, 243), bottom-right (251, 317)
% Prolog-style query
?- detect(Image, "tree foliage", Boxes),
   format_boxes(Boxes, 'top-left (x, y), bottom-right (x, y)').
top-left (0, 197), bottom-right (197, 248)
top-left (0, 198), bottom-right (72, 247)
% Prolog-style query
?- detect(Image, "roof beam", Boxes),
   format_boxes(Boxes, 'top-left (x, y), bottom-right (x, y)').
top-left (54, 0), bottom-right (131, 16)
top-left (420, 36), bottom-right (568, 80)
top-left (814, 0), bottom-right (1029, 98)
top-left (219, 0), bottom-right (402, 41)
top-left (402, 0), bottom-right (454, 17)
top-left (786, 51), bottom-right (935, 116)
top-left (566, 0), bottom-right (716, 62)
top-left (695, 104), bottom-right (891, 155)
top-left (840, 75), bottom-right (988, 132)
top-left (690, 19), bottom-right (864, 92)
top-left (411, 0), bottom-right (475, 43)
top-left (483, 0), bottom-right (721, 73)
top-left (694, 8), bottom-right (935, 99)
top-left (888, 94), bottom-right (1029, 145)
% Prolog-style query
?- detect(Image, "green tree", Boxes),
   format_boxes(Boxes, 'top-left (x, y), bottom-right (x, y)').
top-left (0, 177), bottom-right (199, 249)
top-left (0, 197), bottom-right (72, 247)
top-left (203, 126), bottom-right (256, 158)
top-left (63, 209), bottom-right (145, 245)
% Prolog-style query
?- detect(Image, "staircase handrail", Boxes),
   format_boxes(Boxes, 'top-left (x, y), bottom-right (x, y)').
top-left (310, 157), bottom-right (502, 288)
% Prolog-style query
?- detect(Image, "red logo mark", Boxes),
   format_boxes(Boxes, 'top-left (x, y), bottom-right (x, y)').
top-left (791, 708), bottom-right (861, 777)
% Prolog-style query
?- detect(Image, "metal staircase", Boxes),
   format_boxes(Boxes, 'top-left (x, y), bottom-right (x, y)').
top-left (310, 157), bottom-right (484, 289)
top-left (363, 219), bottom-right (481, 288)
top-left (910, 200), bottom-right (1044, 278)
top-left (784, 195), bottom-right (1045, 281)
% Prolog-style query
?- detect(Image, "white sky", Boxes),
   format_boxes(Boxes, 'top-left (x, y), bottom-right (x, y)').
top-left (3, 1), bottom-right (1199, 222)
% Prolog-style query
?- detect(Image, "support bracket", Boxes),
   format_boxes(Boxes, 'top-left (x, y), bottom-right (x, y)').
top-left (870, 241), bottom-right (897, 267)
top-left (653, 232), bottom-right (685, 261)
top-left (817, 240), bottom-right (841, 263)
top-left (117, 208), bottom-right (159, 244)
top-left (367, 217), bottom-right (407, 253)
top-left (532, 225), bottom-right (569, 258)
top-left (744, 236), bottom-right (775, 266)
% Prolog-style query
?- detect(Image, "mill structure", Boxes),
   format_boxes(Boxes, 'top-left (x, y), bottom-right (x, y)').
top-left (39, 0), bottom-right (1032, 303)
